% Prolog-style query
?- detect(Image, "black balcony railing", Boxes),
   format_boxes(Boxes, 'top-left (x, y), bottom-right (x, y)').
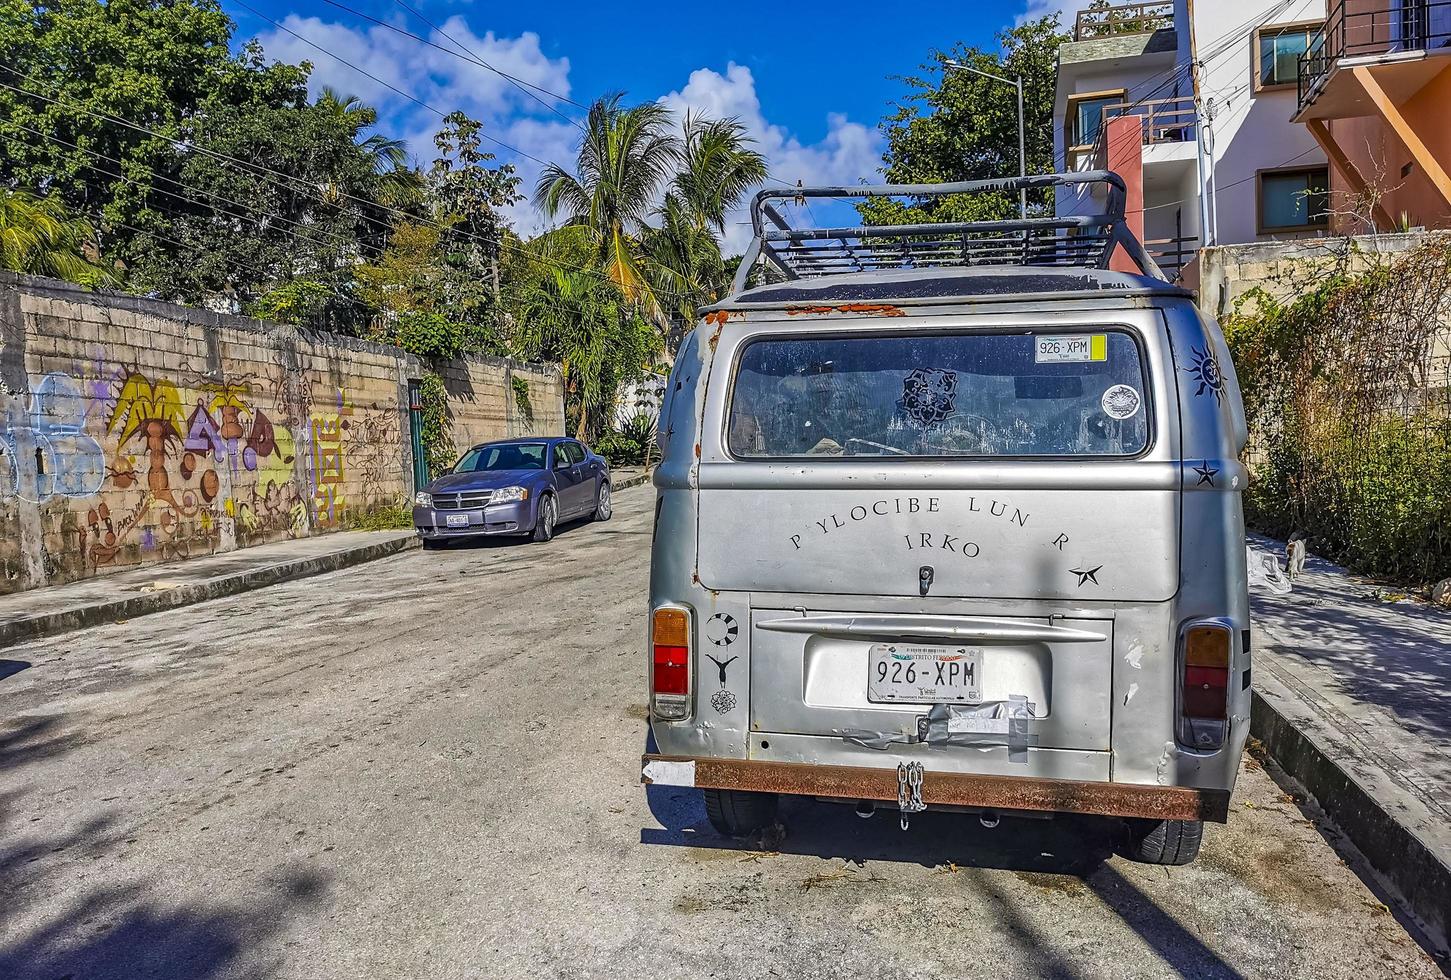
top-left (1074, 1), bottom-right (1174, 41)
top-left (1299, 0), bottom-right (1451, 106)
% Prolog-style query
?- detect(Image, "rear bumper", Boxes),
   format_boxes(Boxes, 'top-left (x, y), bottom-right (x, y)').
top-left (641, 754), bottom-right (1230, 823)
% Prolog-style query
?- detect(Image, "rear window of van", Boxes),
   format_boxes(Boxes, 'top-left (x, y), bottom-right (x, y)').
top-left (727, 330), bottom-right (1150, 458)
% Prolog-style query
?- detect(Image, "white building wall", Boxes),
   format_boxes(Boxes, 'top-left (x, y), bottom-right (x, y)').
top-left (1192, 0), bottom-right (1327, 245)
top-left (1053, 0), bottom-right (1330, 249)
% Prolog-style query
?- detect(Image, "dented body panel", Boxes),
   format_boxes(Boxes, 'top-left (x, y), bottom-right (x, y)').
top-left (646, 263), bottom-right (1250, 823)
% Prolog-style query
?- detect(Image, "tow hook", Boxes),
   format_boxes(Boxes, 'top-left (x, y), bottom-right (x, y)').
top-left (979, 810), bottom-right (1001, 829)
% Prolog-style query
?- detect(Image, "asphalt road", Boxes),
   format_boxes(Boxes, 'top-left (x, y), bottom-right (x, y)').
top-left (1, 485), bottom-right (1442, 980)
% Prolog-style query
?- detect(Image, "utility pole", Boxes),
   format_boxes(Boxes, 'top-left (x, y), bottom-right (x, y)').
top-left (943, 60), bottom-right (1028, 219)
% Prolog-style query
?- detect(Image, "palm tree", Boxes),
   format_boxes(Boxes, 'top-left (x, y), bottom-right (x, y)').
top-left (673, 113), bottom-right (768, 235)
top-left (0, 189), bottom-right (113, 284)
top-left (315, 88), bottom-right (416, 206)
top-left (533, 95), bottom-right (681, 303)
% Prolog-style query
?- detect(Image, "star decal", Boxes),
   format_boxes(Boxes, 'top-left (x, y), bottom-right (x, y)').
top-left (1069, 565), bottom-right (1103, 587)
top-left (1193, 461), bottom-right (1218, 486)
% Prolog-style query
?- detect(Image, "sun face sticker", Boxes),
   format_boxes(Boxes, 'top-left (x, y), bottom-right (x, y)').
top-left (1186, 345), bottom-right (1225, 403)
top-left (899, 368), bottom-right (959, 428)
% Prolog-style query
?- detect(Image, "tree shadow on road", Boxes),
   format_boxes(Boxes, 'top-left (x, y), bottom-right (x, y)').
top-left (0, 863), bottom-right (329, 980)
top-left (1, 714), bottom-right (333, 980)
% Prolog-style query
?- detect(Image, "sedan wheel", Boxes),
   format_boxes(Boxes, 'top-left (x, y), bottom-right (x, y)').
top-left (593, 481), bottom-right (612, 522)
top-left (532, 494), bottom-right (556, 542)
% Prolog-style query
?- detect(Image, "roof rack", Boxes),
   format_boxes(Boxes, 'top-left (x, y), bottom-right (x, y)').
top-left (732, 171), bottom-right (1165, 294)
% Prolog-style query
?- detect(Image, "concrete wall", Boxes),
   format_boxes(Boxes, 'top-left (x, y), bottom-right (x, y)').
top-left (1195, 231), bottom-right (1426, 319)
top-left (0, 272), bottom-right (563, 595)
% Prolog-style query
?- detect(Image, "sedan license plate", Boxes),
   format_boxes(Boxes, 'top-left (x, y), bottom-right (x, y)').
top-left (445, 513), bottom-right (470, 528)
top-left (867, 644), bottom-right (983, 704)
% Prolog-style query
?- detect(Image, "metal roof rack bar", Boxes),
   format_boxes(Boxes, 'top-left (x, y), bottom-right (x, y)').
top-left (732, 170), bottom-right (1163, 293)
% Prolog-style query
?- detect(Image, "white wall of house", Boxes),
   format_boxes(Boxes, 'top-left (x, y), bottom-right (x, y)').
top-left (1192, 0), bottom-right (1327, 244)
top-left (1052, 0), bottom-right (1330, 250)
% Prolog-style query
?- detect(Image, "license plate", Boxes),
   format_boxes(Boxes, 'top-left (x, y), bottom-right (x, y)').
top-left (867, 644), bottom-right (983, 704)
top-left (445, 513), bottom-right (470, 528)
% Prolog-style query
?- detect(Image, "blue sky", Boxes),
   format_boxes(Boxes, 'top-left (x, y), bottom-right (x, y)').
top-left (224, 0), bottom-right (1065, 244)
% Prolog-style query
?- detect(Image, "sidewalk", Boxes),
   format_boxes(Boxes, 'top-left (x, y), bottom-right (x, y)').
top-left (1250, 538), bottom-right (1451, 955)
top-left (0, 530), bottom-right (419, 649)
top-left (0, 469), bottom-right (653, 650)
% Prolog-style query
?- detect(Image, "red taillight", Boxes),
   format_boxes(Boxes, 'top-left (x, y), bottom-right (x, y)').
top-left (1182, 665), bottom-right (1229, 718)
top-left (651, 607), bottom-right (692, 719)
top-left (1179, 623), bottom-right (1232, 749)
top-left (653, 645), bottom-right (689, 695)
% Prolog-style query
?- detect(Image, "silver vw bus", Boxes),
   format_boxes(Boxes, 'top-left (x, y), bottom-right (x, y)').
top-left (642, 173), bottom-right (1249, 865)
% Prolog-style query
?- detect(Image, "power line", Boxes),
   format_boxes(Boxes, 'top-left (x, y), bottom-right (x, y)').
top-left (313, 0), bottom-right (588, 113)
top-left (229, 0), bottom-right (559, 168)
top-left (385, 0), bottom-right (584, 131)
top-left (0, 63), bottom-right (703, 309)
top-left (4, 118), bottom-right (390, 257)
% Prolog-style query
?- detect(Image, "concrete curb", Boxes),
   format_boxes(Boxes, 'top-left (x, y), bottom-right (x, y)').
top-left (1251, 686), bottom-right (1451, 954)
top-left (0, 534), bottom-right (420, 649)
top-left (612, 470), bottom-right (653, 492)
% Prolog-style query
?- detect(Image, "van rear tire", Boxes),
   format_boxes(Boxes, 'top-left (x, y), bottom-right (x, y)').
top-left (1123, 817), bottom-right (1203, 865)
top-left (703, 788), bottom-right (778, 838)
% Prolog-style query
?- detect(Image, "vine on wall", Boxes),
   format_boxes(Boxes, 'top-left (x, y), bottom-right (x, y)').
top-left (1224, 234), bottom-right (1451, 585)
top-left (416, 370), bottom-right (455, 478)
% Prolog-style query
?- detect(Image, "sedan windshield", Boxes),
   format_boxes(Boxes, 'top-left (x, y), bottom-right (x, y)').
top-left (453, 443), bottom-right (547, 472)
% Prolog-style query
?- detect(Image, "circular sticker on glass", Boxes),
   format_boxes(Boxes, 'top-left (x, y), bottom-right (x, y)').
top-left (1101, 384), bottom-right (1142, 419)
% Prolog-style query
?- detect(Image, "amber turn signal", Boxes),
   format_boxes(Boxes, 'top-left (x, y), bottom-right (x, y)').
top-left (652, 607), bottom-right (690, 648)
top-left (1183, 625), bottom-right (1231, 668)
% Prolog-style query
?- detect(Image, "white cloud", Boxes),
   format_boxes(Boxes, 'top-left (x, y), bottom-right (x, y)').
top-left (658, 63), bottom-right (883, 253)
top-left (253, 21), bottom-right (883, 252)
top-left (1018, 0), bottom-right (1081, 27)
top-left (256, 15), bottom-right (571, 158)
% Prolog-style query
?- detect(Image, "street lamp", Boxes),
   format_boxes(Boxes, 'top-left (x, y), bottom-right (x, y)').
top-left (943, 59), bottom-right (1027, 219)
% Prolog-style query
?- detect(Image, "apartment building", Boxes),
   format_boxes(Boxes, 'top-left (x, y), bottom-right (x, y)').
top-left (1054, 0), bottom-right (1333, 274)
top-left (1293, 1), bottom-right (1451, 230)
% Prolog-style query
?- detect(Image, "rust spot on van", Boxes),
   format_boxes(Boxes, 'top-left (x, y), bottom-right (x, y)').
top-left (785, 303), bottom-right (906, 318)
top-left (702, 310), bottom-right (739, 326)
top-left (693, 442), bottom-right (701, 459)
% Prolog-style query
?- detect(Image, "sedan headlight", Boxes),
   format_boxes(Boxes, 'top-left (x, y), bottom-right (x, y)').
top-left (414, 491), bottom-right (433, 508)
top-left (492, 486), bottom-right (529, 503)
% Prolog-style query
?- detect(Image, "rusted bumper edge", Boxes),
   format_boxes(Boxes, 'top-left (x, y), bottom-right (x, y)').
top-left (641, 755), bottom-right (1231, 823)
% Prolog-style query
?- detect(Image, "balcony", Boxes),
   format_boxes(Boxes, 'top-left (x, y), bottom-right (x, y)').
top-left (1074, 1), bottom-right (1175, 40)
top-left (1068, 95), bottom-right (1197, 168)
top-left (1297, 0), bottom-right (1451, 119)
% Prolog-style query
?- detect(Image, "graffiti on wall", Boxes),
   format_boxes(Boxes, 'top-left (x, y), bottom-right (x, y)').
top-left (2, 361), bottom-right (404, 578)
top-left (0, 373), bottom-right (106, 502)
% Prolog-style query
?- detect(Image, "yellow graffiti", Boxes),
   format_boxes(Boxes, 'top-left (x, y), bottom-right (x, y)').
top-left (108, 373), bottom-right (185, 443)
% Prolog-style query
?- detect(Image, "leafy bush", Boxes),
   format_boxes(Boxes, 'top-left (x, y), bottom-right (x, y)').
top-left (1226, 235), bottom-right (1451, 585)
top-left (595, 412), bottom-right (657, 467)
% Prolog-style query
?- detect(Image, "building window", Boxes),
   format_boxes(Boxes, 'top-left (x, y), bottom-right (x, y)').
top-left (1065, 90), bottom-right (1124, 148)
top-left (1258, 166), bottom-right (1330, 232)
top-left (1256, 22), bottom-right (1320, 88)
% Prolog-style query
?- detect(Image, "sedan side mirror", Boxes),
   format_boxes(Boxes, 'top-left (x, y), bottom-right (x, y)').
top-left (554, 455), bottom-right (570, 470)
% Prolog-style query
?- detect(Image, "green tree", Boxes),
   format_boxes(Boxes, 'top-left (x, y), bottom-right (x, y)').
top-left (533, 95), bottom-right (681, 304)
top-left (0, 188), bottom-right (114, 284)
top-left (861, 16), bottom-right (1067, 225)
top-left (645, 114), bottom-right (767, 347)
top-left (510, 228), bottom-right (659, 440)
top-left (428, 111), bottom-right (523, 321)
